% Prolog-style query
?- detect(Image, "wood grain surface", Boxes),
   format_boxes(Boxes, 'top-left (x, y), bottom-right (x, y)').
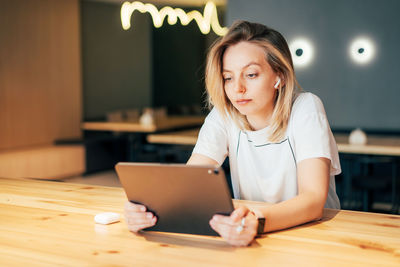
top-left (1, 177), bottom-right (399, 266)
top-left (0, 145), bottom-right (85, 179)
top-left (0, 0), bottom-right (82, 150)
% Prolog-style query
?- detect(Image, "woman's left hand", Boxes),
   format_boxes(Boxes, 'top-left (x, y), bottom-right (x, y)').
top-left (209, 206), bottom-right (258, 247)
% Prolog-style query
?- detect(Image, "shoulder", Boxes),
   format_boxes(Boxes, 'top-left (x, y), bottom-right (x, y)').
top-left (288, 92), bottom-right (330, 132)
top-left (291, 92), bottom-right (327, 117)
top-left (205, 107), bottom-right (224, 122)
top-left (205, 107), bottom-right (236, 128)
top-left (202, 107), bottom-right (230, 133)
top-left (202, 107), bottom-right (241, 141)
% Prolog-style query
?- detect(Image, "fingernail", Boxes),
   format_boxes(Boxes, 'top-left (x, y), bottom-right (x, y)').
top-left (140, 206), bottom-right (146, 212)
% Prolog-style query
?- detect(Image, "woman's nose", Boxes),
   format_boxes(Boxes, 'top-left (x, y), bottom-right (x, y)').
top-left (235, 78), bottom-right (246, 93)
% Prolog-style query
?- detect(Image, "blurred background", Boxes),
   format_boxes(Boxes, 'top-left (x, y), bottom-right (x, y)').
top-left (0, 0), bottom-right (399, 213)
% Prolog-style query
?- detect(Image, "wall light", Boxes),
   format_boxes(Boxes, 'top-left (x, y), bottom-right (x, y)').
top-left (349, 37), bottom-right (376, 65)
top-left (121, 1), bottom-right (228, 36)
top-left (289, 38), bottom-right (314, 68)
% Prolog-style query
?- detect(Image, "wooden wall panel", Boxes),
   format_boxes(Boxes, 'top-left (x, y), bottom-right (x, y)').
top-left (0, 0), bottom-right (82, 150)
top-left (0, 145), bottom-right (86, 179)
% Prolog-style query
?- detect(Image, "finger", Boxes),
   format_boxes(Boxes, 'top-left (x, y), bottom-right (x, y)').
top-left (210, 220), bottom-right (254, 246)
top-left (211, 214), bottom-right (236, 226)
top-left (230, 206), bottom-right (250, 222)
top-left (210, 218), bottom-right (245, 239)
top-left (243, 212), bottom-right (258, 228)
top-left (126, 216), bottom-right (157, 230)
top-left (212, 211), bottom-right (258, 231)
top-left (124, 201), bottom-right (146, 212)
top-left (211, 206), bottom-right (250, 226)
top-left (127, 220), bottom-right (157, 233)
top-left (209, 218), bottom-right (228, 236)
top-left (210, 214), bottom-right (257, 239)
top-left (125, 212), bottom-right (156, 225)
top-left (237, 213), bottom-right (258, 236)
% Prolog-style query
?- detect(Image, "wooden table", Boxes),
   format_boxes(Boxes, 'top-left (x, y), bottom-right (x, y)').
top-left (335, 134), bottom-right (400, 157)
top-left (1, 177), bottom-right (399, 266)
top-left (82, 116), bottom-right (205, 161)
top-left (147, 129), bottom-right (200, 145)
top-left (82, 116), bottom-right (205, 133)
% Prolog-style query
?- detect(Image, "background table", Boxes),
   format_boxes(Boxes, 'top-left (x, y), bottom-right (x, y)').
top-left (334, 134), bottom-right (400, 156)
top-left (82, 116), bottom-right (205, 161)
top-left (82, 116), bottom-right (205, 133)
top-left (147, 129), bottom-right (200, 145)
top-left (334, 134), bottom-right (400, 211)
top-left (147, 130), bottom-right (400, 156)
top-left (1, 177), bottom-right (399, 266)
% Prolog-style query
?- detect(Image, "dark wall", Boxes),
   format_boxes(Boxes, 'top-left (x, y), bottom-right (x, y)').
top-left (81, 1), bottom-right (217, 118)
top-left (81, 1), bottom-right (152, 120)
top-left (152, 19), bottom-right (209, 113)
top-left (227, 0), bottom-right (400, 132)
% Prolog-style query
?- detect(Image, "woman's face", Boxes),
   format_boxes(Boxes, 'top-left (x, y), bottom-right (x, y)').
top-left (222, 41), bottom-right (279, 128)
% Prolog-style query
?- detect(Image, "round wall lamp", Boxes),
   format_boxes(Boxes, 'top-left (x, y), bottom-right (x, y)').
top-left (289, 38), bottom-right (314, 68)
top-left (349, 37), bottom-right (376, 65)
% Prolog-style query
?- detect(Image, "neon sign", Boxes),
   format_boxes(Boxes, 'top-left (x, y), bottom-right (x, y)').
top-left (121, 1), bottom-right (228, 36)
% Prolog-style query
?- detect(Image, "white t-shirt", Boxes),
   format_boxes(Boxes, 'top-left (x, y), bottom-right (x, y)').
top-left (192, 92), bottom-right (341, 209)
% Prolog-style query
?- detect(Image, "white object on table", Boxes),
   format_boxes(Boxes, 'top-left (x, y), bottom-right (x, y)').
top-left (139, 108), bottom-right (155, 126)
top-left (94, 212), bottom-right (121, 225)
top-left (349, 128), bottom-right (368, 145)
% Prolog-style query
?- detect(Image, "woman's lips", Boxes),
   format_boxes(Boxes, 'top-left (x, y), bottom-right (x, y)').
top-left (236, 99), bottom-right (252, 105)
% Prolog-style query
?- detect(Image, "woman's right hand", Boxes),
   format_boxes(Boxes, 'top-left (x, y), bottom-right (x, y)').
top-left (124, 201), bottom-right (157, 233)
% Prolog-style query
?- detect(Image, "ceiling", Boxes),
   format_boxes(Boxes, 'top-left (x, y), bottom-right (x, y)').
top-left (85, 0), bottom-right (227, 7)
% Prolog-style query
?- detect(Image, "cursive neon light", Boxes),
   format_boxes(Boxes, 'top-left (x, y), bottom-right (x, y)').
top-left (121, 1), bottom-right (228, 36)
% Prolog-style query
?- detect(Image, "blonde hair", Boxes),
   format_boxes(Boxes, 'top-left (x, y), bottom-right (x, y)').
top-left (205, 20), bottom-right (301, 142)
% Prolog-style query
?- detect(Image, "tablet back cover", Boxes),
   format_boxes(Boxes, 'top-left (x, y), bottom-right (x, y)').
top-left (116, 162), bottom-right (234, 236)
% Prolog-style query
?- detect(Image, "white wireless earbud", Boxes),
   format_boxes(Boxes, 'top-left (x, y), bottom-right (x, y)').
top-left (274, 78), bottom-right (281, 89)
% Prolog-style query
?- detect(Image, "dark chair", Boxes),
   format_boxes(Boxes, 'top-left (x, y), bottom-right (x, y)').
top-left (350, 155), bottom-right (398, 213)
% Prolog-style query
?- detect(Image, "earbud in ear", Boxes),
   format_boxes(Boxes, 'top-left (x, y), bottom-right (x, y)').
top-left (274, 78), bottom-right (281, 89)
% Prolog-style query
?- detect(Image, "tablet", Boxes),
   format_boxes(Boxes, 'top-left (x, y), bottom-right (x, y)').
top-left (115, 162), bottom-right (234, 236)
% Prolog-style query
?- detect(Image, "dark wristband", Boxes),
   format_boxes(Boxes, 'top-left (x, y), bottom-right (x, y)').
top-left (257, 217), bottom-right (266, 236)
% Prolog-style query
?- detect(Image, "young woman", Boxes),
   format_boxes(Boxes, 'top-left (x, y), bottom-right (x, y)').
top-left (125, 20), bottom-right (341, 247)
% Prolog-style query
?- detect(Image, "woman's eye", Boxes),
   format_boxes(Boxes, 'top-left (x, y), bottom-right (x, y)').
top-left (223, 77), bottom-right (232, 82)
top-left (247, 73), bottom-right (257, 78)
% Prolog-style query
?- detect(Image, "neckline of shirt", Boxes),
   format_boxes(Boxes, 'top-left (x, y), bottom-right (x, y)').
top-left (243, 126), bottom-right (271, 145)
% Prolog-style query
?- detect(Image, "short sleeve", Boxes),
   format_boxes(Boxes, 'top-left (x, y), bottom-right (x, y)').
top-left (291, 94), bottom-right (341, 176)
top-left (192, 108), bottom-right (228, 165)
